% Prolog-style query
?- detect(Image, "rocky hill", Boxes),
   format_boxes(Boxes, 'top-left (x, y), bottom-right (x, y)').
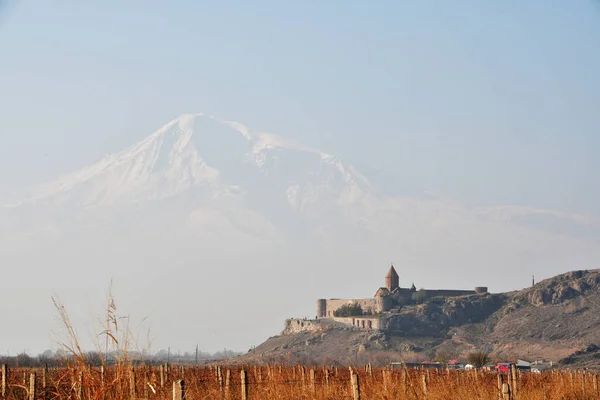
top-left (236, 269), bottom-right (600, 368)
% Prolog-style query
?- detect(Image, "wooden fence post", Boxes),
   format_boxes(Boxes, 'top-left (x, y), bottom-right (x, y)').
top-left (172, 379), bottom-right (185, 400)
top-left (160, 365), bottom-right (165, 388)
top-left (217, 366), bottom-right (224, 390)
top-left (510, 365), bottom-right (518, 397)
top-left (594, 374), bottom-right (599, 394)
top-left (350, 371), bottom-right (361, 400)
top-left (240, 370), bottom-right (248, 400)
top-left (310, 369), bottom-right (316, 393)
top-left (100, 365), bottom-right (105, 400)
top-left (225, 369), bottom-right (231, 399)
top-left (42, 364), bottom-right (47, 391)
top-left (422, 374), bottom-right (428, 399)
top-left (502, 383), bottom-right (511, 400)
top-left (76, 370), bottom-right (83, 400)
top-left (2, 364), bottom-right (7, 398)
top-left (29, 372), bottom-right (37, 400)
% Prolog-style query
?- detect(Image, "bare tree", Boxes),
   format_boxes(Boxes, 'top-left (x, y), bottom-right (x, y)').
top-left (467, 347), bottom-right (492, 368)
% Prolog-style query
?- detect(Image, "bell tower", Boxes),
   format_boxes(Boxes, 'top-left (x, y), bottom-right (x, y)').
top-left (385, 265), bottom-right (399, 291)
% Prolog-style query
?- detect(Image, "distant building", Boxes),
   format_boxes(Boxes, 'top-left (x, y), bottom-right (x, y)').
top-left (315, 264), bottom-right (488, 330)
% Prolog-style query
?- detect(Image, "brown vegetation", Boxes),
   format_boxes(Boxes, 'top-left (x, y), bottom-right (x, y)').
top-left (2, 363), bottom-right (600, 399)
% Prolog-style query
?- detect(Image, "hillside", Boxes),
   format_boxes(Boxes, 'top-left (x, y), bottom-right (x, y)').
top-left (236, 269), bottom-right (600, 368)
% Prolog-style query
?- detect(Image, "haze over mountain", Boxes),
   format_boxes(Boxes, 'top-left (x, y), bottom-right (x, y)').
top-left (0, 114), bottom-right (599, 355)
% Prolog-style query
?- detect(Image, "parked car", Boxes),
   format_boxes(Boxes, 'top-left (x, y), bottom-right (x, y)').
top-left (494, 363), bottom-right (512, 373)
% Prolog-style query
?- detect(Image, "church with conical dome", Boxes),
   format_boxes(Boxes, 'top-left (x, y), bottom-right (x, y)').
top-left (385, 265), bottom-right (399, 291)
top-left (315, 265), bottom-right (488, 330)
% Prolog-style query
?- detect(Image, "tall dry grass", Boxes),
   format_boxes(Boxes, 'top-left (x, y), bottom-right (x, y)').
top-left (2, 363), bottom-right (600, 399)
top-left (42, 283), bottom-right (148, 400)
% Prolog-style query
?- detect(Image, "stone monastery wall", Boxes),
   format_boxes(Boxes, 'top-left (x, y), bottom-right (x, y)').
top-left (422, 289), bottom-right (476, 297)
top-left (283, 319), bottom-right (322, 335)
top-left (318, 298), bottom-right (376, 318)
top-left (332, 316), bottom-right (382, 330)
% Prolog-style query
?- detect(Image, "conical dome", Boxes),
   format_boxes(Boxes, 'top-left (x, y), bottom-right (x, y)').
top-left (386, 265), bottom-right (399, 279)
top-left (385, 265), bottom-right (399, 291)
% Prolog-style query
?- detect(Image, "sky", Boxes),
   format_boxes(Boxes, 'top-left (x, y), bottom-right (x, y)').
top-left (0, 1), bottom-right (599, 214)
top-left (1, 1), bottom-right (600, 355)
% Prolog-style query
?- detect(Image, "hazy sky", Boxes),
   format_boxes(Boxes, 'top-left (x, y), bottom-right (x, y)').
top-left (1, 1), bottom-right (599, 214)
top-left (1, 2), bottom-right (600, 356)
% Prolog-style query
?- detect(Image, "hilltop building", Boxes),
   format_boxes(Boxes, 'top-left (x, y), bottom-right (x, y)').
top-left (313, 265), bottom-right (488, 330)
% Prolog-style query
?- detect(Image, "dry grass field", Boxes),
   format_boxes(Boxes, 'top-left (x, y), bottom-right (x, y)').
top-left (9, 289), bottom-right (592, 399)
top-left (2, 363), bottom-right (600, 400)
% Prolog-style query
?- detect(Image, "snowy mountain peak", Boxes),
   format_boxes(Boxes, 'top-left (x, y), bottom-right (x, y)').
top-left (13, 114), bottom-right (373, 209)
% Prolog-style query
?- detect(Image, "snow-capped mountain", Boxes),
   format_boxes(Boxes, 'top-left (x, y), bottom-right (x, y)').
top-left (3, 113), bottom-right (599, 248)
top-left (1, 112), bottom-right (598, 258)
top-left (1, 113), bottom-right (389, 253)
top-left (14, 113), bottom-right (372, 213)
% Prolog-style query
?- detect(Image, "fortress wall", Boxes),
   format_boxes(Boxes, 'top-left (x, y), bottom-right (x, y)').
top-left (332, 317), bottom-right (382, 330)
top-left (283, 318), bottom-right (322, 335)
top-left (322, 298), bottom-right (376, 317)
top-left (353, 317), bottom-right (382, 330)
top-left (424, 289), bottom-right (476, 297)
top-left (284, 316), bottom-right (382, 335)
top-left (394, 288), bottom-right (414, 300)
top-left (331, 316), bottom-right (353, 325)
